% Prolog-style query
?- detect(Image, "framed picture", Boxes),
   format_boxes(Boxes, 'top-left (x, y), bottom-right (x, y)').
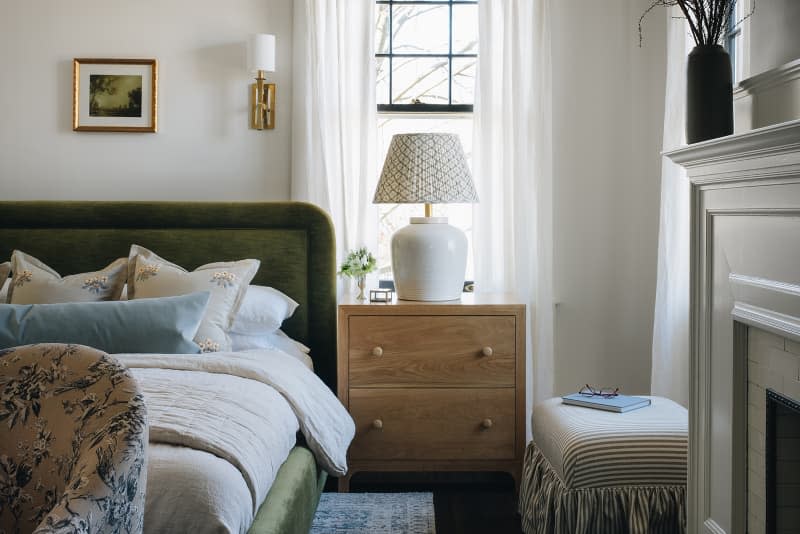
top-left (72, 58), bottom-right (158, 132)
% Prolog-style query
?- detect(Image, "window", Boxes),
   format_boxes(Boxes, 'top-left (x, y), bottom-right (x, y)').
top-left (375, 0), bottom-right (478, 284)
top-left (376, 1), bottom-right (478, 112)
top-left (724, 0), bottom-right (744, 83)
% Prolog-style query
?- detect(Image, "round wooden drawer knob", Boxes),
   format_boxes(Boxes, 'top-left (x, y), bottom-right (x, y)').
top-left (481, 346), bottom-right (493, 357)
top-left (372, 419), bottom-right (383, 430)
top-left (481, 418), bottom-right (493, 430)
top-left (372, 346), bottom-right (384, 357)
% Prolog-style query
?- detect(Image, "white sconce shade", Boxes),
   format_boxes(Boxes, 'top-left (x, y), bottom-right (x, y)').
top-left (247, 33), bottom-right (276, 73)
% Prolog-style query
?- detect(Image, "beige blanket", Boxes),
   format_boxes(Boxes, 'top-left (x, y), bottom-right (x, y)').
top-left (116, 349), bottom-right (354, 534)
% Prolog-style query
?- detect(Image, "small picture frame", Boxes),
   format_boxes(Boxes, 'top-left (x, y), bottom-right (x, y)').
top-left (73, 58), bottom-right (158, 132)
top-left (370, 289), bottom-right (394, 303)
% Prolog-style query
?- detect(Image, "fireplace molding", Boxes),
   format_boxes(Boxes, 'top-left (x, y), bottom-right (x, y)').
top-left (666, 119), bottom-right (800, 534)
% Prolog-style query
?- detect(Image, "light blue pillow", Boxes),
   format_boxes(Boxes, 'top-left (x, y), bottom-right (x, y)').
top-left (0, 292), bottom-right (210, 354)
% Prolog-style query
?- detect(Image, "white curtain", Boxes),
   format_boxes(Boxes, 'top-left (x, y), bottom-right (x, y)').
top-left (472, 0), bottom-right (553, 439)
top-left (291, 0), bottom-right (378, 271)
top-left (651, 12), bottom-right (691, 407)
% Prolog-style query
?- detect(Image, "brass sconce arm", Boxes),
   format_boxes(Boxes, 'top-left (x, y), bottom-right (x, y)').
top-left (251, 70), bottom-right (275, 130)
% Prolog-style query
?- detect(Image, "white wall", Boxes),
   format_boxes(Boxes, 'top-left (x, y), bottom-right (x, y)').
top-left (734, 0), bottom-right (800, 131)
top-left (0, 0), bottom-right (292, 200)
top-left (749, 0), bottom-right (800, 76)
top-left (551, 0), bottom-right (667, 396)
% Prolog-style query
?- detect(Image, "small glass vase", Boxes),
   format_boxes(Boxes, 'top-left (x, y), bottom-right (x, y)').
top-left (356, 275), bottom-right (367, 301)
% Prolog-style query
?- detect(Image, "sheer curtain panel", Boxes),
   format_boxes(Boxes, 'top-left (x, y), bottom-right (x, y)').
top-left (651, 12), bottom-right (690, 407)
top-left (472, 0), bottom-right (553, 439)
top-left (291, 0), bottom-right (378, 271)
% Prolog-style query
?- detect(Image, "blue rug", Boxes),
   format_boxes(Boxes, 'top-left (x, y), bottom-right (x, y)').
top-left (311, 492), bottom-right (436, 533)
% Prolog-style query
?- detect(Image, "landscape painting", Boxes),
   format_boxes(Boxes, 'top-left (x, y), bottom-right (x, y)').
top-left (89, 75), bottom-right (142, 117)
top-left (73, 58), bottom-right (157, 132)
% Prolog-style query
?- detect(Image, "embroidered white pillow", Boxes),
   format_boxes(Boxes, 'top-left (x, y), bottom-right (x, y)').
top-left (8, 251), bottom-right (127, 304)
top-left (231, 285), bottom-right (299, 335)
top-left (127, 244), bottom-right (259, 352)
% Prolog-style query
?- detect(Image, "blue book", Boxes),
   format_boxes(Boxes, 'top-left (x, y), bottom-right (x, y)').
top-left (561, 393), bottom-right (651, 413)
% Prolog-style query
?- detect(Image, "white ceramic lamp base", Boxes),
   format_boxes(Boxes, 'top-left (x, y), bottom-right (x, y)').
top-left (391, 216), bottom-right (467, 301)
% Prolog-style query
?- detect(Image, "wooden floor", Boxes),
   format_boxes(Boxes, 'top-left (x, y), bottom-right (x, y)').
top-left (347, 472), bottom-right (524, 534)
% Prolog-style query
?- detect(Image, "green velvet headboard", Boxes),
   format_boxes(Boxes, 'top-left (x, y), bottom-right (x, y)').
top-left (0, 201), bottom-right (338, 391)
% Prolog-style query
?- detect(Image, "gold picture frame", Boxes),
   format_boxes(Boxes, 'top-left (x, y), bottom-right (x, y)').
top-left (73, 58), bottom-right (158, 132)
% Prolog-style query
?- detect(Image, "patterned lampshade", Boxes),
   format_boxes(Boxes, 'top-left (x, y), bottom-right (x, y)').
top-left (373, 133), bottom-right (479, 204)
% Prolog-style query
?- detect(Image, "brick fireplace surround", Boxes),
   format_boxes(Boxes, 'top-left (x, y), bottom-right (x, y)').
top-left (746, 330), bottom-right (800, 533)
top-left (667, 119), bottom-right (800, 534)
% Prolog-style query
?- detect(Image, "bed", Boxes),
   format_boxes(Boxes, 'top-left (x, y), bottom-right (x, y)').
top-left (0, 201), bottom-right (342, 534)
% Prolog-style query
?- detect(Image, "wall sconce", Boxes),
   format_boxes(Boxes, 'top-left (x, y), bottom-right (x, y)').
top-left (247, 33), bottom-right (276, 130)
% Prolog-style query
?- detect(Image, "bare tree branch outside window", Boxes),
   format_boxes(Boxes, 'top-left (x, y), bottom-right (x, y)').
top-left (376, 1), bottom-right (477, 110)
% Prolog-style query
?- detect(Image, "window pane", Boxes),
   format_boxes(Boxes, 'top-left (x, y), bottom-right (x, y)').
top-left (376, 57), bottom-right (390, 105)
top-left (452, 4), bottom-right (479, 54)
top-left (391, 57), bottom-right (449, 105)
top-left (451, 57), bottom-right (476, 105)
top-left (392, 5), bottom-right (449, 55)
top-left (375, 4), bottom-right (390, 54)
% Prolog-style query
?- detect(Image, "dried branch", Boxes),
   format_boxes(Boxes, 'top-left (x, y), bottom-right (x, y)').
top-left (639, 0), bottom-right (754, 47)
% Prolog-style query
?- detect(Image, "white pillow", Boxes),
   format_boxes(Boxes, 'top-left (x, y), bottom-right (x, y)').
top-left (8, 251), bottom-right (127, 304)
top-left (230, 330), bottom-right (313, 369)
top-left (231, 285), bottom-right (299, 335)
top-left (271, 328), bottom-right (310, 353)
top-left (127, 244), bottom-right (259, 352)
top-left (0, 262), bottom-right (10, 302)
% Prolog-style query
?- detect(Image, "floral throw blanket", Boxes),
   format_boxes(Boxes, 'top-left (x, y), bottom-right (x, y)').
top-left (0, 344), bottom-right (148, 534)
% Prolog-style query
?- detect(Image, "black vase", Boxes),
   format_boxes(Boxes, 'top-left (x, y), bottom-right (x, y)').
top-left (686, 44), bottom-right (733, 143)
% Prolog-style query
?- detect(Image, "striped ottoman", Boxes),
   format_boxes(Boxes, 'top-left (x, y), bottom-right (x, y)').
top-left (518, 396), bottom-right (687, 534)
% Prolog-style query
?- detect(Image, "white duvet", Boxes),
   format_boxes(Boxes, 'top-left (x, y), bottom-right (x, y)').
top-left (115, 349), bottom-right (355, 534)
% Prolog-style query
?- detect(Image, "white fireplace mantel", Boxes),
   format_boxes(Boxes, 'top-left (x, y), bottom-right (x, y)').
top-left (665, 120), bottom-right (800, 534)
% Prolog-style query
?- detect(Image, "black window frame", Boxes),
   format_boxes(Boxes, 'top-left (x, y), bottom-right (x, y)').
top-left (723, 0), bottom-right (740, 83)
top-left (376, 0), bottom-right (478, 113)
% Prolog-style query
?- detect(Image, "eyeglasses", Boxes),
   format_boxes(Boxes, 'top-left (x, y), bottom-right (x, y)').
top-left (579, 384), bottom-right (619, 398)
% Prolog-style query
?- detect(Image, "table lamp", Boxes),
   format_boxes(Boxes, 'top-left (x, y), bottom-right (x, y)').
top-left (373, 133), bottom-right (478, 301)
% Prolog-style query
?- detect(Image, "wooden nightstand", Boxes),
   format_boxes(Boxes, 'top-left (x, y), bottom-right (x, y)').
top-left (337, 294), bottom-right (525, 492)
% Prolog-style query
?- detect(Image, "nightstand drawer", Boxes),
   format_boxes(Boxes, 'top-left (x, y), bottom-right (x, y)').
top-left (348, 388), bottom-right (515, 460)
top-left (348, 315), bottom-right (516, 387)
